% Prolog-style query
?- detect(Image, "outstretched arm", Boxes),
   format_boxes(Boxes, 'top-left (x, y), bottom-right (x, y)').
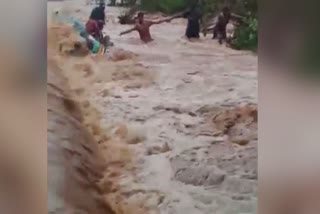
top-left (230, 13), bottom-right (245, 25)
top-left (231, 13), bottom-right (244, 20)
top-left (119, 27), bottom-right (137, 36)
top-left (151, 17), bottom-right (175, 25)
top-left (150, 12), bottom-right (184, 25)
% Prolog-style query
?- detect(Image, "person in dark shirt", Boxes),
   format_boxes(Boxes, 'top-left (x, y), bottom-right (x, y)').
top-left (213, 6), bottom-right (232, 43)
top-left (89, 2), bottom-right (106, 28)
top-left (183, 0), bottom-right (203, 39)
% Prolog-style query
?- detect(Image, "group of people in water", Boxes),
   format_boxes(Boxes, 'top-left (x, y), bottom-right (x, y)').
top-left (83, 1), bottom-right (235, 52)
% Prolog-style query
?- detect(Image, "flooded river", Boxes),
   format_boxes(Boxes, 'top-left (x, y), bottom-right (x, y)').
top-left (48, 1), bottom-right (257, 213)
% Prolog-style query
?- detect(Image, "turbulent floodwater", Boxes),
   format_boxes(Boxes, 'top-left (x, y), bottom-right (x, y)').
top-left (48, 1), bottom-right (258, 213)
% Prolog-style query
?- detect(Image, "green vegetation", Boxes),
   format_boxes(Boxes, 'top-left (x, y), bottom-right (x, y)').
top-left (231, 0), bottom-right (258, 51)
top-left (140, 0), bottom-right (190, 14)
top-left (231, 15), bottom-right (258, 51)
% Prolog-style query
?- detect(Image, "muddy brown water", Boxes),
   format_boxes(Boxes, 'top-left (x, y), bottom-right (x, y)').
top-left (48, 1), bottom-right (257, 213)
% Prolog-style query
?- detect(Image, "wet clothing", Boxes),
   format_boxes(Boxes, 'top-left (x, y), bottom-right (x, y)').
top-left (89, 36), bottom-right (101, 53)
top-left (213, 13), bottom-right (231, 40)
top-left (85, 19), bottom-right (101, 39)
top-left (67, 16), bottom-right (107, 55)
top-left (89, 6), bottom-right (105, 23)
top-left (83, 34), bottom-right (107, 54)
top-left (184, 5), bottom-right (202, 39)
top-left (185, 18), bottom-right (200, 38)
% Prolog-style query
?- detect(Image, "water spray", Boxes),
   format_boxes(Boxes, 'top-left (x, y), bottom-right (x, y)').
top-left (53, 11), bottom-right (107, 55)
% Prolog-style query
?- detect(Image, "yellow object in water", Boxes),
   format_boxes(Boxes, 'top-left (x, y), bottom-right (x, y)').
top-left (88, 35), bottom-right (106, 55)
top-left (97, 44), bottom-right (106, 55)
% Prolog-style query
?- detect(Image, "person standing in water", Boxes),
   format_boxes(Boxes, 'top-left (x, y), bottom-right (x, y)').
top-left (213, 6), bottom-right (233, 44)
top-left (119, 12), bottom-right (178, 43)
top-left (183, 0), bottom-right (203, 39)
top-left (89, 2), bottom-right (106, 30)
